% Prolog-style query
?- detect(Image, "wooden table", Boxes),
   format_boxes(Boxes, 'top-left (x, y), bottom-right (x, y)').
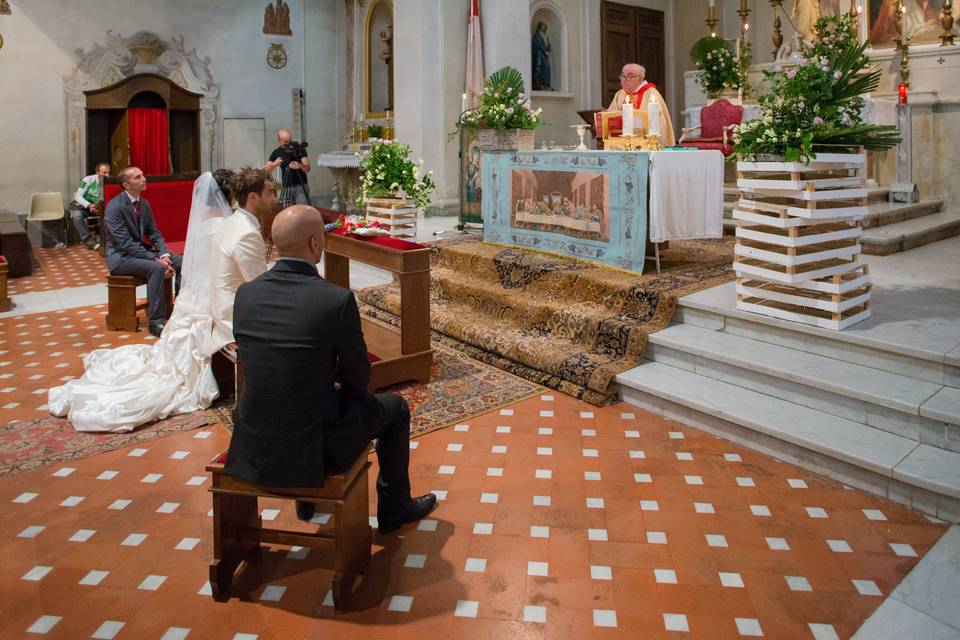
top-left (323, 233), bottom-right (433, 392)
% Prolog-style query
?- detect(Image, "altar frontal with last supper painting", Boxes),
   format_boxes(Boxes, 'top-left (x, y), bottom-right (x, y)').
top-left (483, 151), bottom-right (650, 272)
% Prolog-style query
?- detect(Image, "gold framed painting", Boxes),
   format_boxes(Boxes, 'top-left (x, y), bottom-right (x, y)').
top-left (867, 0), bottom-right (959, 47)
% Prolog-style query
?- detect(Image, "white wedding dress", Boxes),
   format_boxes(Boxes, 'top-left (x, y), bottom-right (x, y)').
top-left (48, 173), bottom-right (266, 433)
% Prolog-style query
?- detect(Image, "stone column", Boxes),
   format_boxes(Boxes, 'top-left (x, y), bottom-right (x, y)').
top-left (482, 0), bottom-right (532, 91)
top-left (394, 0), bottom-right (447, 209)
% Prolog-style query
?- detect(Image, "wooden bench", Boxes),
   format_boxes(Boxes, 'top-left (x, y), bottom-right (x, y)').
top-left (206, 450), bottom-right (372, 612)
top-left (105, 274), bottom-right (173, 331)
top-left (211, 344), bottom-right (243, 407)
top-left (0, 257), bottom-right (9, 312)
top-left (0, 213), bottom-right (32, 278)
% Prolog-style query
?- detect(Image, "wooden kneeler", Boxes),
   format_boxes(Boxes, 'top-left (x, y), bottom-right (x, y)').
top-left (206, 450), bottom-right (372, 612)
top-left (105, 274), bottom-right (173, 331)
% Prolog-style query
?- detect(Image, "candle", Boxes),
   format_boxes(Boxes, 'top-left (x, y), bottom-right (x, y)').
top-left (709, 0), bottom-right (715, 6)
top-left (622, 95), bottom-right (634, 137)
top-left (898, 83), bottom-right (908, 104)
top-left (648, 95), bottom-right (661, 137)
top-left (462, 93), bottom-right (468, 113)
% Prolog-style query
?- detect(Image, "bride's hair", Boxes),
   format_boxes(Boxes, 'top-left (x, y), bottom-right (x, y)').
top-left (213, 168), bottom-right (236, 204)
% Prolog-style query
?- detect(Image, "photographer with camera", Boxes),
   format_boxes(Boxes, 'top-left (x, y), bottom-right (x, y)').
top-left (265, 128), bottom-right (311, 206)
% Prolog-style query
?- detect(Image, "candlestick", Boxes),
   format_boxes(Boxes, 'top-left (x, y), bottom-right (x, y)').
top-left (740, 0), bottom-right (748, 12)
top-left (940, 0), bottom-right (956, 46)
top-left (706, 5), bottom-right (718, 34)
top-left (622, 96), bottom-right (634, 137)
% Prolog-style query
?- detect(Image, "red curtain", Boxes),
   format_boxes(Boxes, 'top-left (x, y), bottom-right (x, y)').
top-left (128, 108), bottom-right (169, 176)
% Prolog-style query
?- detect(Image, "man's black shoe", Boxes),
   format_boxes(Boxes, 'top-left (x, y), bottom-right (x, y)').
top-left (377, 493), bottom-right (438, 533)
top-left (295, 500), bottom-right (316, 522)
top-left (148, 323), bottom-right (164, 338)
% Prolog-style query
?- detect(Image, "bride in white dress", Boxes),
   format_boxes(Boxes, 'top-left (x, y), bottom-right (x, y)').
top-left (48, 171), bottom-right (267, 432)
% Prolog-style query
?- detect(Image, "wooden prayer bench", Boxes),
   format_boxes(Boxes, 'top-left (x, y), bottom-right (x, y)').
top-left (105, 274), bottom-right (173, 331)
top-left (0, 257), bottom-right (9, 312)
top-left (211, 343), bottom-right (243, 407)
top-left (0, 213), bottom-right (32, 278)
top-left (206, 450), bottom-right (372, 612)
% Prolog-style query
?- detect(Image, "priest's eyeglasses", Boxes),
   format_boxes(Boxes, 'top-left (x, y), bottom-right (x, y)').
top-left (619, 73), bottom-right (640, 80)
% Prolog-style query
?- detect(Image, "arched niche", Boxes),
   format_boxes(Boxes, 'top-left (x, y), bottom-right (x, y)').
top-left (531, 2), bottom-right (566, 93)
top-left (84, 73), bottom-right (201, 176)
top-left (365, 0), bottom-right (393, 118)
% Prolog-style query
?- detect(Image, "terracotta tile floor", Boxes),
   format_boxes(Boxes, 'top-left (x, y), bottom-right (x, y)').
top-left (0, 305), bottom-right (155, 425)
top-left (1, 388), bottom-right (947, 638)
top-left (8, 247), bottom-right (108, 295)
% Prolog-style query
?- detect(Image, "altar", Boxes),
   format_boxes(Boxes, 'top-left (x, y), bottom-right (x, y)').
top-left (482, 149), bottom-right (724, 273)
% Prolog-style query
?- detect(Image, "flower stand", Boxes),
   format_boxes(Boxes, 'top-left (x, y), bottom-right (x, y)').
top-left (364, 196), bottom-right (419, 239)
top-left (732, 151), bottom-right (872, 330)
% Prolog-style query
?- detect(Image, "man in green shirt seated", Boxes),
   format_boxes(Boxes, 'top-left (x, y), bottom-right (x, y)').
top-left (69, 163), bottom-right (110, 250)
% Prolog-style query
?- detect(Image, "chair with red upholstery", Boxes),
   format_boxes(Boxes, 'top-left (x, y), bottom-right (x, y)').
top-left (679, 99), bottom-right (744, 156)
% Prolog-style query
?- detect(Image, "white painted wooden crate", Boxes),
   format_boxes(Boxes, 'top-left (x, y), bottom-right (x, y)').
top-left (733, 152), bottom-right (871, 330)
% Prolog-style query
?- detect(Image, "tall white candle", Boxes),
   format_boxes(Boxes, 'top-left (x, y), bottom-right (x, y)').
top-left (709, 0), bottom-right (715, 6)
top-left (647, 95), bottom-right (661, 137)
top-left (462, 92), bottom-right (468, 113)
top-left (622, 95), bottom-right (634, 137)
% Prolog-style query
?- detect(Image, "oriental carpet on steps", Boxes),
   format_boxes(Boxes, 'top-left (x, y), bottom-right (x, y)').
top-left (209, 341), bottom-right (542, 438)
top-left (358, 238), bottom-right (735, 406)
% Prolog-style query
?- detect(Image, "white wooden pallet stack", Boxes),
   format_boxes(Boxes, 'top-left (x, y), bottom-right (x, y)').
top-left (732, 152), bottom-right (872, 330)
top-left (365, 197), bottom-right (419, 238)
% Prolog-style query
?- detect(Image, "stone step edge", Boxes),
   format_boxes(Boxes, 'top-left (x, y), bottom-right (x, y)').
top-left (677, 292), bottom-right (953, 369)
top-left (860, 211), bottom-right (960, 244)
top-left (647, 324), bottom-right (947, 420)
top-left (614, 362), bottom-right (960, 503)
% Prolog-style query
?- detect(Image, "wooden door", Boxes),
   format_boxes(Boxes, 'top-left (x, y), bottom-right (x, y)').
top-left (109, 111), bottom-right (129, 176)
top-left (600, 1), bottom-right (665, 107)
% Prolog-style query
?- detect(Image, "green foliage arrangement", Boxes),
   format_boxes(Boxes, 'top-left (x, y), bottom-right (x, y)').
top-left (366, 124), bottom-right (383, 138)
top-left (733, 14), bottom-right (900, 162)
top-left (357, 139), bottom-right (436, 210)
top-left (690, 36), bottom-right (733, 64)
top-left (459, 66), bottom-right (542, 131)
top-left (695, 47), bottom-right (741, 96)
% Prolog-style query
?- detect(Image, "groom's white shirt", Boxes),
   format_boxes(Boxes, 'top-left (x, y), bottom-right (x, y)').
top-left (209, 207), bottom-right (267, 350)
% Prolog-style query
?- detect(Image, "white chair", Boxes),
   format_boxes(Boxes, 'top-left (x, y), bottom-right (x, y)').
top-left (27, 192), bottom-right (67, 248)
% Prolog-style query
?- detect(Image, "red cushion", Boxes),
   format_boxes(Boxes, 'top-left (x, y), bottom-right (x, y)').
top-left (330, 226), bottom-right (425, 251)
top-left (104, 181), bottom-right (194, 244)
top-left (367, 352), bottom-right (381, 363)
top-left (213, 450), bottom-right (228, 464)
top-left (679, 140), bottom-right (735, 156)
top-left (700, 99), bottom-right (744, 140)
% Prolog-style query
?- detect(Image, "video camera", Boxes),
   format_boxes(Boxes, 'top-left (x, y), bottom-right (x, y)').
top-left (279, 140), bottom-right (309, 164)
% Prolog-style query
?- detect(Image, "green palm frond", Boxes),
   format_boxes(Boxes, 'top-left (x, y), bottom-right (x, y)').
top-left (488, 65), bottom-right (525, 95)
top-left (813, 124), bottom-right (901, 152)
top-left (690, 36), bottom-right (733, 64)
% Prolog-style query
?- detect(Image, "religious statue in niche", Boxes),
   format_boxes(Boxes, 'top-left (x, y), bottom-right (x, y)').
top-left (0, 0), bottom-right (10, 15)
top-left (263, 0), bottom-right (293, 36)
top-left (532, 22), bottom-right (553, 91)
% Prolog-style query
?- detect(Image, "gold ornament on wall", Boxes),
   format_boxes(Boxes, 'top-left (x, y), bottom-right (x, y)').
top-left (263, 0), bottom-right (292, 36)
top-left (267, 42), bottom-right (288, 69)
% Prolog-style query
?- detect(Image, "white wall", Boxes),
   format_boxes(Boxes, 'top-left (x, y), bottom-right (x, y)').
top-left (0, 0), bottom-right (339, 213)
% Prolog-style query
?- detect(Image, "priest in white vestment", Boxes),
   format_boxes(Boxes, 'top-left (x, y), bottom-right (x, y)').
top-left (607, 63), bottom-right (676, 146)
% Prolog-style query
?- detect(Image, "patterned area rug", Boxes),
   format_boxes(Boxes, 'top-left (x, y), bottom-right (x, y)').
top-left (359, 238), bottom-right (734, 406)
top-left (0, 411), bottom-right (214, 476)
top-left (209, 341), bottom-right (543, 439)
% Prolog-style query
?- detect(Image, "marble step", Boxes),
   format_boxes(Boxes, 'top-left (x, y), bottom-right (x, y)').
top-left (646, 324), bottom-right (958, 446)
top-left (861, 212), bottom-right (960, 256)
top-left (860, 199), bottom-right (943, 229)
top-left (675, 289), bottom-right (959, 387)
top-left (614, 361), bottom-right (960, 521)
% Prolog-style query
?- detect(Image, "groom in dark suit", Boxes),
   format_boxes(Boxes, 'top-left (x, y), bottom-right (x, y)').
top-left (104, 166), bottom-right (182, 337)
top-left (224, 204), bottom-right (436, 533)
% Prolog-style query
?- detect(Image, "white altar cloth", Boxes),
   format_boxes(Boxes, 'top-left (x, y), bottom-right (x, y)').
top-left (649, 150), bottom-right (724, 243)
